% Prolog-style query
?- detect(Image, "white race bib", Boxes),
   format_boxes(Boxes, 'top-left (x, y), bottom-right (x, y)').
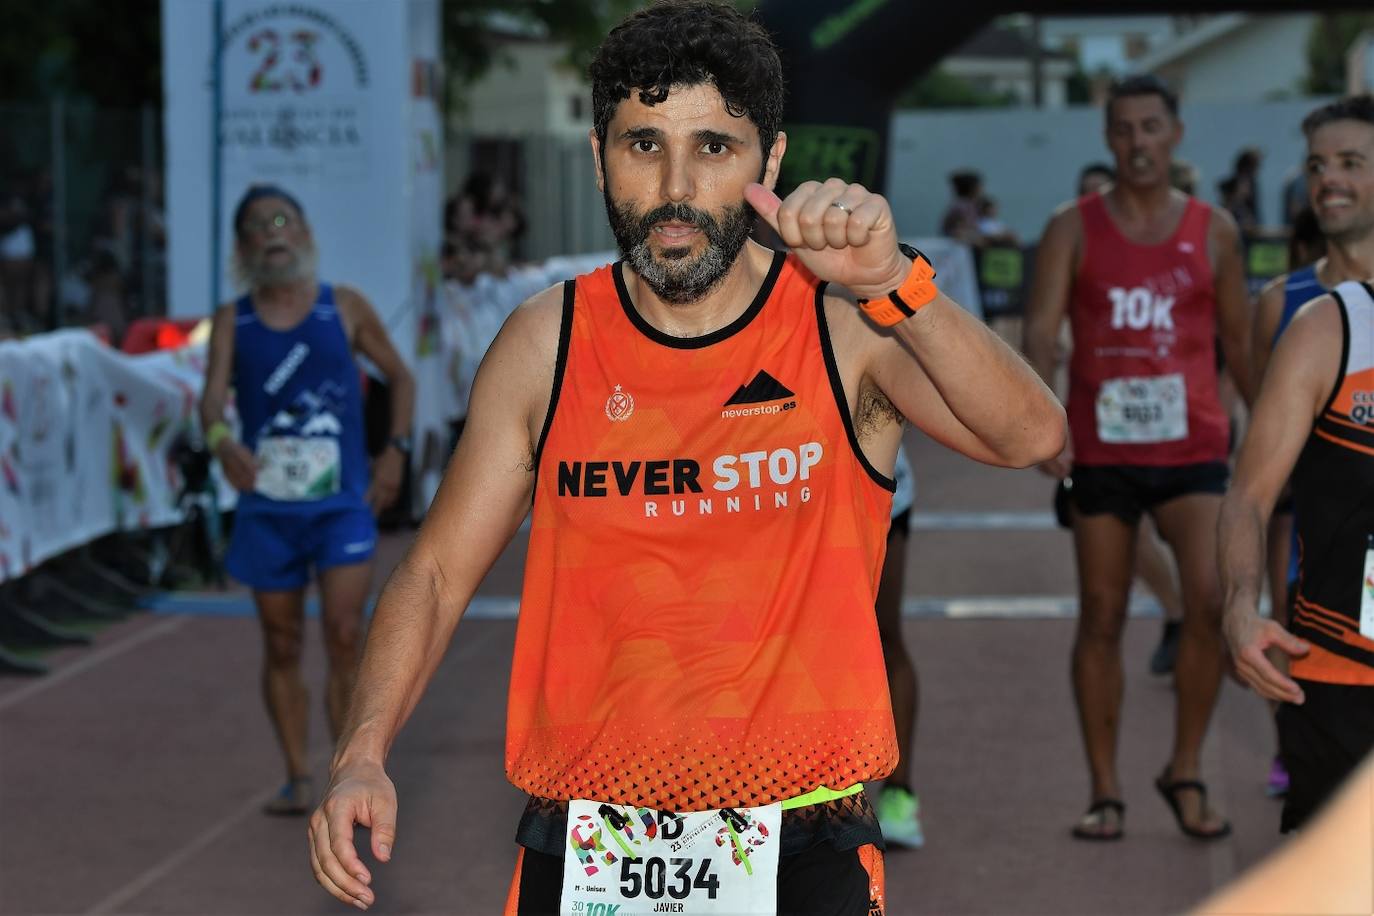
top-left (1095, 373), bottom-right (1188, 444)
top-left (1360, 536), bottom-right (1374, 642)
top-left (254, 436), bottom-right (341, 501)
top-left (560, 800), bottom-right (782, 916)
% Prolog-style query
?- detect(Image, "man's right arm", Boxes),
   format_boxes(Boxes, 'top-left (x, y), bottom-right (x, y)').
top-left (198, 303), bottom-right (235, 433)
top-left (1247, 276), bottom-right (1286, 396)
top-left (1021, 204), bottom-right (1078, 478)
top-left (199, 304), bottom-right (257, 492)
top-left (308, 283), bottom-right (565, 910)
top-left (1219, 294), bottom-right (1342, 704)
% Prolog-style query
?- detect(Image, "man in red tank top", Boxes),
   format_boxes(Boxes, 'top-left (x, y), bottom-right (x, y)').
top-left (305, 3), bottom-right (1064, 912)
top-left (1024, 75), bottom-right (1251, 842)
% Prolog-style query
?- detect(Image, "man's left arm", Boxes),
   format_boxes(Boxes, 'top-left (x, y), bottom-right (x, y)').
top-left (748, 179), bottom-right (1065, 468)
top-left (339, 287), bottom-right (416, 513)
top-left (866, 293), bottom-right (1066, 467)
top-left (1210, 207), bottom-right (1254, 405)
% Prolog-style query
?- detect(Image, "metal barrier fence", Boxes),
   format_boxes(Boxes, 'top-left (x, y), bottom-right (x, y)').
top-left (0, 100), bottom-right (165, 340)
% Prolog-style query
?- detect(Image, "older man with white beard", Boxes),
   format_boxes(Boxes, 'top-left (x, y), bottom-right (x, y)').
top-left (200, 184), bottom-right (414, 815)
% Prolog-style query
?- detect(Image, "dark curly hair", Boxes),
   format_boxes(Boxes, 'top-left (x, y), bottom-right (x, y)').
top-left (589, 0), bottom-right (784, 162)
top-left (1302, 95), bottom-right (1374, 137)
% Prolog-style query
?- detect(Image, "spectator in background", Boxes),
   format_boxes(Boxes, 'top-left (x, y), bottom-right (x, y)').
top-left (976, 197), bottom-right (1019, 245)
top-left (1078, 162), bottom-right (1114, 198)
top-left (1219, 147), bottom-right (1263, 232)
top-left (0, 182), bottom-right (37, 334)
top-left (27, 169), bottom-right (54, 331)
top-left (1281, 165), bottom-right (1308, 227)
top-left (445, 172), bottom-right (526, 272)
top-left (941, 169), bottom-right (984, 245)
top-left (1171, 159), bottom-right (1200, 196)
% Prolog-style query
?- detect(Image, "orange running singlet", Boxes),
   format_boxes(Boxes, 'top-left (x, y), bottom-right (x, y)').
top-left (506, 251), bottom-right (898, 811)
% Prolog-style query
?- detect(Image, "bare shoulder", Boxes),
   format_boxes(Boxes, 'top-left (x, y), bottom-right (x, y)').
top-left (1289, 291), bottom-right (1343, 333)
top-left (1047, 199), bottom-right (1084, 231)
top-left (332, 283), bottom-right (370, 308)
top-left (330, 284), bottom-right (377, 327)
top-left (1040, 200), bottom-right (1084, 250)
top-left (495, 281), bottom-right (567, 357)
top-left (470, 281), bottom-right (569, 441)
top-left (1206, 202), bottom-right (1243, 246)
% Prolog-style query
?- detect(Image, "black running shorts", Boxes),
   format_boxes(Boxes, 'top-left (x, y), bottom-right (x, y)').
top-left (1063, 462), bottom-right (1229, 526)
top-left (1277, 679), bottom-right (1374, 833)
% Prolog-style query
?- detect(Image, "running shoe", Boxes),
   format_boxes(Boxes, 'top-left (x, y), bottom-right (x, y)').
top-left (1266, 756), bottom-right (1290, 798)
top-left (877, 786), bottom-right (925, 849)
top-left (263, 776), bottom-right (313, 816)
top-left (1149, 621), bottom-right (1181, 675)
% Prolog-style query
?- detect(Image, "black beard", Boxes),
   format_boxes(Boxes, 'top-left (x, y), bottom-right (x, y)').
top-left (604, 194), bottom-right (755, 305)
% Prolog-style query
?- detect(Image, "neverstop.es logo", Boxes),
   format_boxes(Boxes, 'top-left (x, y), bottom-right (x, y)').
top-left (721, 370), bottom-right (796, 419)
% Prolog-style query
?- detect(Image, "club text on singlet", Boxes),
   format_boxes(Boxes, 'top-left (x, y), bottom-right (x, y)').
top-left (507, 251), bottom-right (898, 811)
top-left (1291, 281), bottom-right (1374, 686)
top-left (1067, 193), bottom-right (1229, 466)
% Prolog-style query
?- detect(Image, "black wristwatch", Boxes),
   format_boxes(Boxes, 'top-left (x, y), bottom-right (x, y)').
top-left (387, 434), bottom-right (413, 455)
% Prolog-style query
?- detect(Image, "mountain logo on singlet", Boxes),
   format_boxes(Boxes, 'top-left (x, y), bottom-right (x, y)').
top-left (725, 371), bottom-right (794, 406)
top-left (605, 384), bottom-right (635, 422)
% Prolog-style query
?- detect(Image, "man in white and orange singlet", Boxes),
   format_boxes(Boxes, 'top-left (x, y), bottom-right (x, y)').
top-left (308, 3), bottom-right (1064, 912)
top-left (1223, 95), bottom-right (1374, 834)
top-left (1024, 75), bottom-right (1251, 842)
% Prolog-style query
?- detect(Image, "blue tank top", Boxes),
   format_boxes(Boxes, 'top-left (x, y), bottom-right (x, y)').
top-left (232, 283), bottom-right (369, 515)
top-left (1275, 265), bottom-right (1323, 343)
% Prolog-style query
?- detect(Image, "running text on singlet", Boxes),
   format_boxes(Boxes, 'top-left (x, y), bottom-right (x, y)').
top-left (1067, 194), bottom-right (1229, 466)
top-left (507, 253), bottom-right (898, 811)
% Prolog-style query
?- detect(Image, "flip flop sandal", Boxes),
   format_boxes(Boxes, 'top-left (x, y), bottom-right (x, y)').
top-left (1155, 772), bottom-right (1232, 840)
top-left (1071, 798), bottom-right (1125, 841)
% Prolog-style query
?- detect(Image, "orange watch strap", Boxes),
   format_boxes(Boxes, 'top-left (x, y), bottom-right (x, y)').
top-left (857, 248), bottom-right (939, 327)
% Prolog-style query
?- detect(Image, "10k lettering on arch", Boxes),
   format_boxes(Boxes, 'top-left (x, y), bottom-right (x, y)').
top-left (557, 442), bottom-right (823, 497)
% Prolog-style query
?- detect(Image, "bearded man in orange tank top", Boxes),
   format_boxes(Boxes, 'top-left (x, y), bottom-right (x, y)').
top-left (306, 3), bottom-right (1064, 912)
top-left (1023, 75), bottom-right (1253, 842)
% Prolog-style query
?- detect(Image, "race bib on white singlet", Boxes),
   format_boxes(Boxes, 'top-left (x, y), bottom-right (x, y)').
top-left (1360, 536), bottom-right (1374, 641)
top-left (560, 799), bottom-right (781, 916)
top-left (1095, 373), bottom-right (1188, 444)
top-left (254, 436), bottom-right (341, 501)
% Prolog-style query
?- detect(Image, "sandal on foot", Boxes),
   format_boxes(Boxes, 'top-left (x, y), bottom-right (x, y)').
top-left (263, 776), bottom-right (313, 816)
top-left (1154, 772), bottom-right (1231, 840)
top-left (1071, 798), bottom-right (1125, 841)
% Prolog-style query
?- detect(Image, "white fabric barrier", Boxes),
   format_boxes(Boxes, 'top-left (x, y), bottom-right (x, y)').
top-left (0, 331), bottom-right (230, 584)
top-left (0, 240), bottom-right (981, 576)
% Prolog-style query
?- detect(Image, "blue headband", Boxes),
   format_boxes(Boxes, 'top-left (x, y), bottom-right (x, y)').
top-left (233, 184), bottom-right (306, 237)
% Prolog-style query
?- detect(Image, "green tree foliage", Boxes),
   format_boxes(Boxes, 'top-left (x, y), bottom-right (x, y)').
top-left (444, 0), bottom-right (756, 94)
top-left (1307, 13), bottom-right (1374, 95)
top-left (895, 68), bottom-right (1018, 109)
top-left (0, 0), bottom-right (160, 107)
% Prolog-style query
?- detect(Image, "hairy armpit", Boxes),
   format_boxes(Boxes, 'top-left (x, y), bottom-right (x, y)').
top-left (854, 382), bottom-right (900, 444)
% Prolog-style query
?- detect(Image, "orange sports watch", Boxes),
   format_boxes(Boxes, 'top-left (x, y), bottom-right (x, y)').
top-left (856, 243), bottom-right (938, 327)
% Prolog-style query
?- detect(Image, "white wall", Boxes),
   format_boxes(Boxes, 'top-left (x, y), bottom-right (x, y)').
top-left (942, 57), bottom-right (1073, 109)
top-left (1041, 15), bottom-right (1178, 74)
top-left (454, 41), bottom-right (589, 139)
top-left (1158, 15), bottom-right (1311, 103)
top-left (887, 98), bottom-right (1329, 242)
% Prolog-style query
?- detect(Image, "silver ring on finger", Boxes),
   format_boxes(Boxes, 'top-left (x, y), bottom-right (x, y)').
top-left (829, 201), bottom-right (851, 214)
